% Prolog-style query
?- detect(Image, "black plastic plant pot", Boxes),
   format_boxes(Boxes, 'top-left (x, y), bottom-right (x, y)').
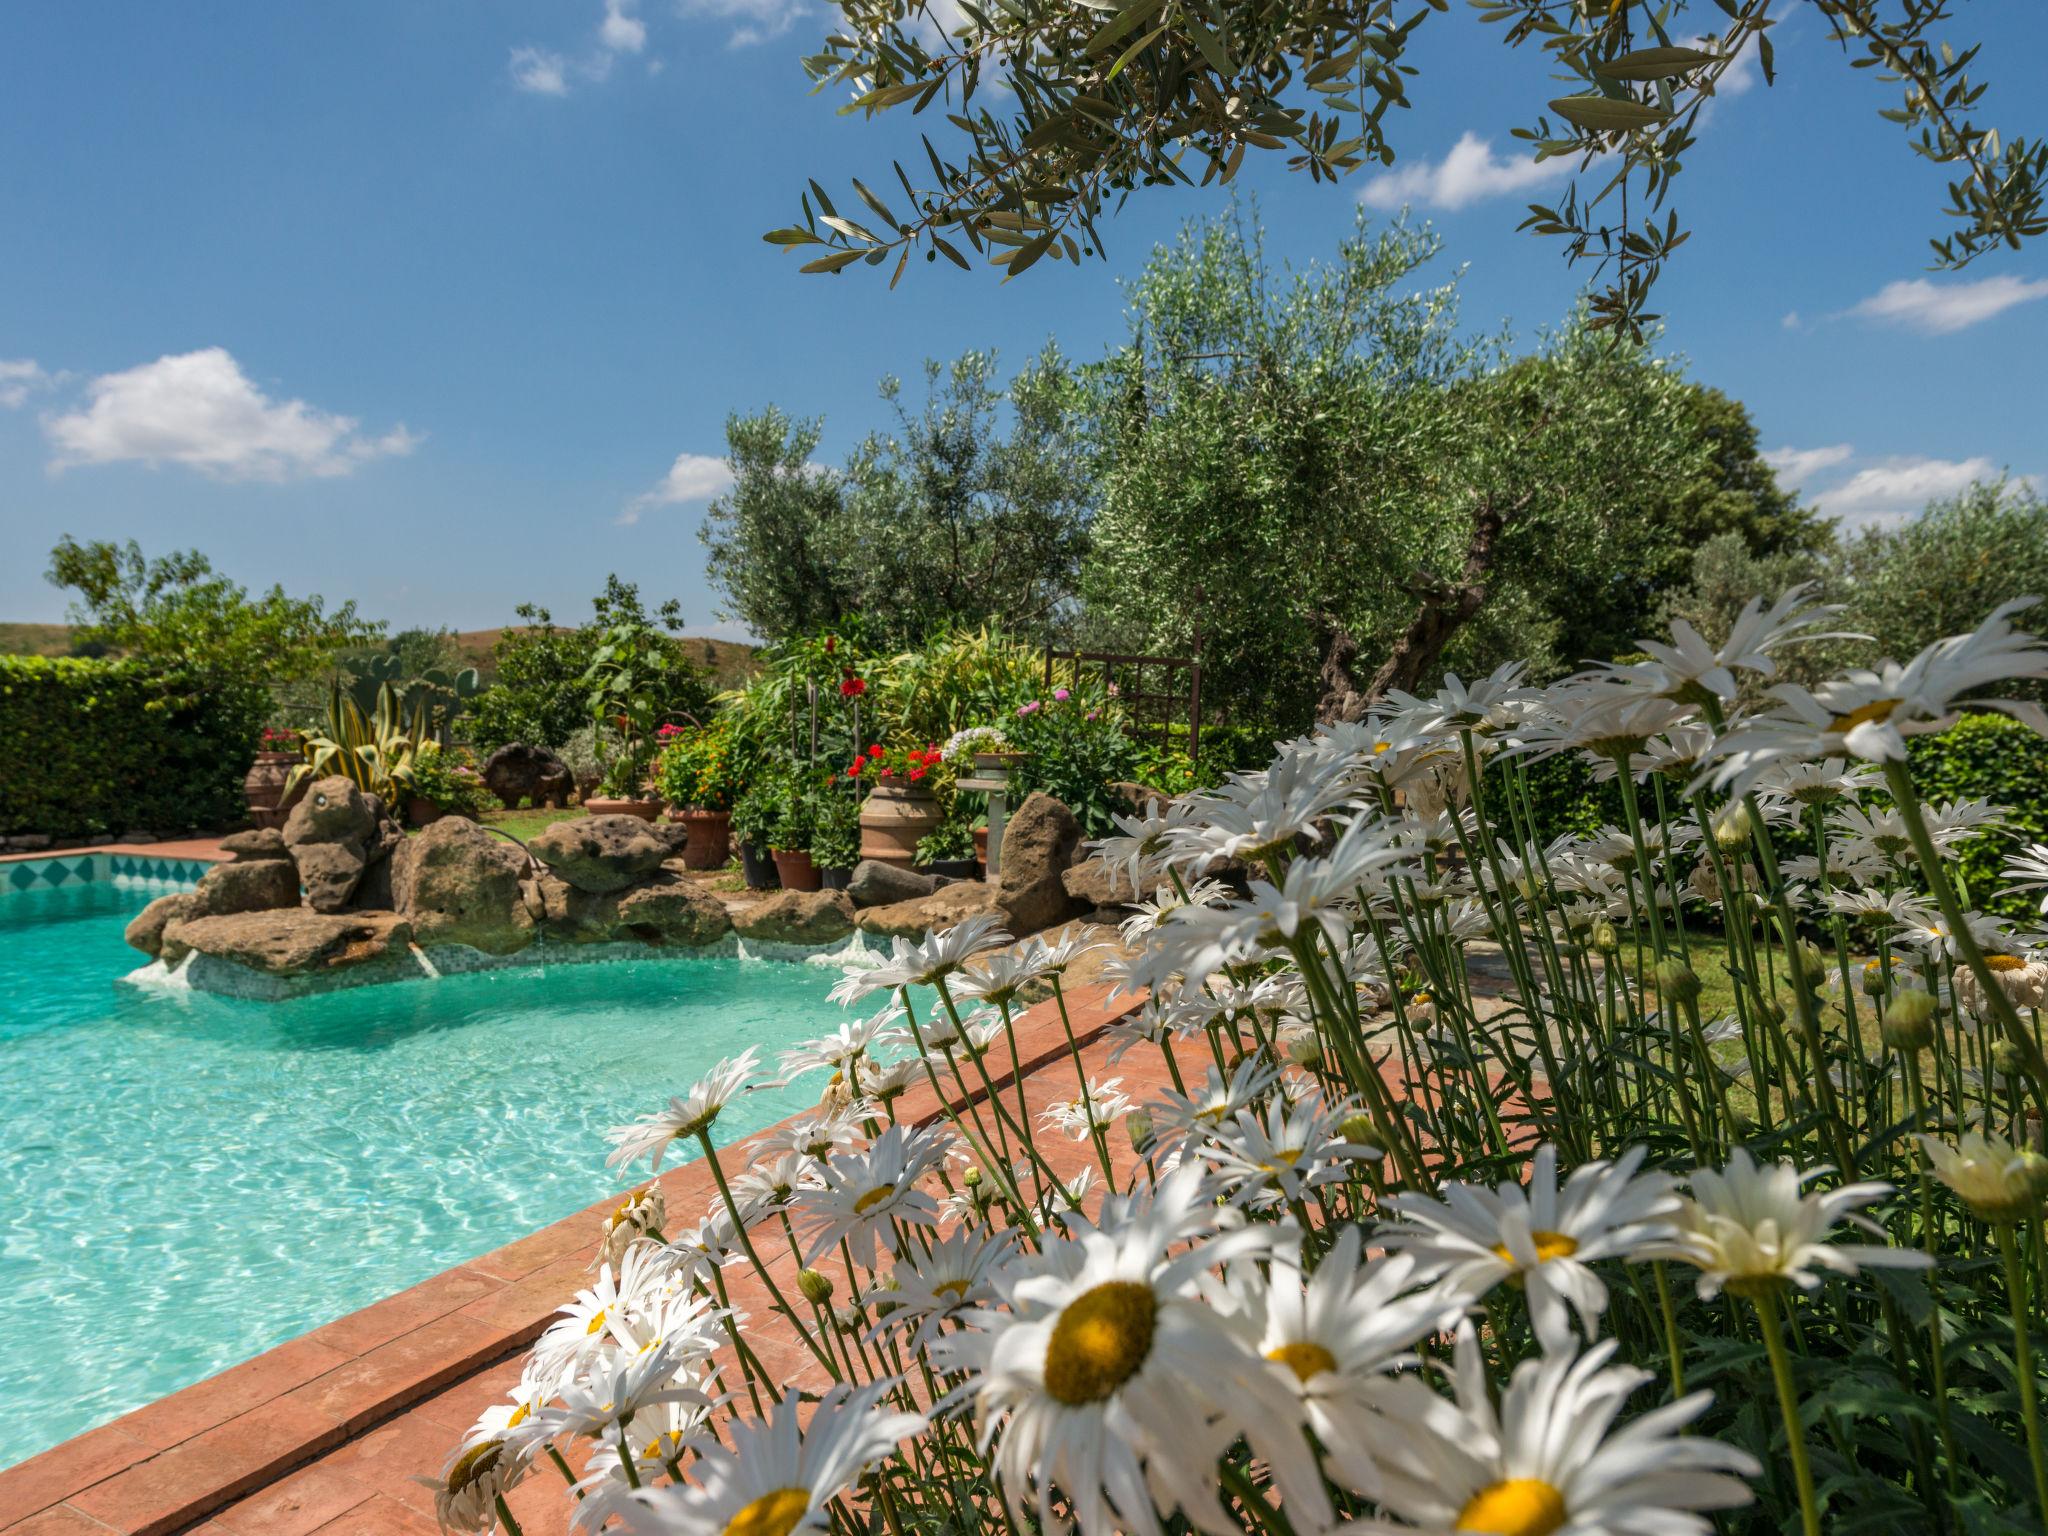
top-left (818, 865), bottom-right (853, 891)
top-left (740, 842), bottom-right (781, 889)
top-left (917, 858), bottom-right (981, 881)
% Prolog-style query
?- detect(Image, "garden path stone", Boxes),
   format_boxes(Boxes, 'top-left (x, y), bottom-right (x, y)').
top-left (846, 860), bottom-right (937, 908)
top-left (527, 815), bottom-right (669, 894)
top-left (733, 889), bottom-right (856, 945)
top-left (855, 880), bottom-right (998, 938)
top-left (995, 792), bottom-right (1086, 935)
top-left (391, 817), bottom-right (536, 956)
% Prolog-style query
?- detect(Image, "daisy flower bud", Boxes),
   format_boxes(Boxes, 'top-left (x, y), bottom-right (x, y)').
top-left (798, 1267), bottom-right (835, 1306)
top-left (1712, 803), bottom-right (1754, 852)
top-left (1920, 1131), bottom-right (2048, 1224)
top-left (1880, 988), bottom-right (1938, 1050)
top-left (1592, 920), bottom-right (1620, 954)
top-left (1992, 1038), bottom-right (2028, 1081)
top-left (1654, 959), bottom-right (1701, 1006)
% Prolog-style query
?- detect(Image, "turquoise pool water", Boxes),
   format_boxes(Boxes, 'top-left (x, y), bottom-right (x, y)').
top-left (0, 881), bottom-right (850, 1470)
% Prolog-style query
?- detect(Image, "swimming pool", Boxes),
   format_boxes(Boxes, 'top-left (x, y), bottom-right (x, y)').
top-left (0, 879), bottom-right (850, 1470)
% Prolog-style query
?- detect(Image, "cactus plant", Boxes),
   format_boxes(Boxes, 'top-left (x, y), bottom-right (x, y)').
top-left (285, 680), bottom-right (435, 807)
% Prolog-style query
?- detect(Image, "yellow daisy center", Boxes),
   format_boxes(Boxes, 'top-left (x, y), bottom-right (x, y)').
top-left (1455, 1478), bottom-right (1567, 1535)
top-left (585, 1308), bottom-right (609, 1336)
top-left (724, 1487), bottom-right (814, 1536)
top-left (1043, 1281), bottom-right (1157, 1405)
top-left (1266, 1340), bottom-right (1337, 1383)
top-left (853, 1186), bottom-right (896, 1215)
top-left (1987, 953), bottom-right (2027, 973)
top-left (446, 1440), bottom-right (502, 1496)
top-left (1827, 697), bottom-right (1899, 735)
top-left (1491, 1230), bottom-right (1579, 1267)
top-left (933, 1278), bottom-right (973, 1301)
top-left (1259, 1148), bottom-right (1305, 1173)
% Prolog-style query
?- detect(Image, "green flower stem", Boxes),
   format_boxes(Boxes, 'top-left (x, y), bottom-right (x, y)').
top-left (1997, 1220), bottom-right (2048, 1522)
top-left (1883, 759), bottom-right (2048, 1118)
top-left (545, 1444), bottom-right (583, 1494)
top-left (1752, 1287), bottom-right (1821, 1536)
top-left (694, 1129), bottom-right (841, 1380)
top-left (1653, 1262), bottom-right (1685, 1397)
top-left (496, 1494), bottom-right (526, 1535)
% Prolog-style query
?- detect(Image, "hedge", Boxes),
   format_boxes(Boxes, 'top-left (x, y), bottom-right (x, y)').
top-left (0, 657), bottom-right (264, 838)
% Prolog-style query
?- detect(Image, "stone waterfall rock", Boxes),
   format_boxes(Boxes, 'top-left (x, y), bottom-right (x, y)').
top-left (191, 858), bottom-right (302, 916)
top-left (219, 827), bottom-right (292, 862)
top-left (391, 816), bottom-right (536, 955)
top-left (160, 909), bottom-right (413, 975)
top-left (125, 892), bottom-right (205, 959)
top-left (847, 860), bottom-right (939, 908)
top-left (528, 815), bottom-right (670, 894)
top-left (282, 777), bottom-right (403, 913)
top-left (536, 871), bottom-right (730, 946)
top-left (855, 880), bottom-right (999, 939)
top-left (995, 792), bottom-right (1086, 936)
top-left (734, 889), bottom-right (856, 945)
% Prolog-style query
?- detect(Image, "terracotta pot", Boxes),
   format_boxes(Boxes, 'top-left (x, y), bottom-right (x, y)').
top-left (244, 751), bottom-right (299, 829)
top-left (973, 825), bottom-right (988, 870)
top-left (584, 796), bottom-right (663, 822)
top-left (405, 796), bottom-right (445, 828)
top-left (858, 780), bottom-right (943, 870)
top-left (667, 808), bottom-right (732, 870)
top-left (739, 842), bottom-right (780, 890)
top-left (771, 848), bottom-right (823, 892)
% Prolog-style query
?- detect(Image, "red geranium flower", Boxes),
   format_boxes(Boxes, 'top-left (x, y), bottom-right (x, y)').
top-left (867, 744), bottom-right (884, 759)
top-left (839, 676), bottom-right (867, 697)
top-left (825, 636), bottom-right (837, 653)
top-left (847, 762), bottom-right (862, 778)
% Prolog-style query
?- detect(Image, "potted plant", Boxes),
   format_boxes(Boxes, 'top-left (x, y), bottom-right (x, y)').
top-left (810, 787), bottom-right (861, 890)
top-left (914, 817), bottom-right (981, 881)
top-left (729, 780), bottom-right (782, 890)
top-left (850, 741), bottom-right (947, 870)
top-left (405, 741), bottom-right (495, 827)
top-left (585, 740), bottom-right (663, 820)
top-left (578, 608), bottom-right (683, 820)
top-left (656, 723), bottom-right (736, 868)
top-left (769, 783), bottom-right (822, 892)
top-left (245, 725), bottom-right (303, 828)
top-left (943, 724), bottom-right (1024, 770)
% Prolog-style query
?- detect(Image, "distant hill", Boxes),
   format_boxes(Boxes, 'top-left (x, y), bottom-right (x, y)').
top-left (1, 622), bottom-right (761, 688)
top-left (0, 623), bottom-right (78, 658)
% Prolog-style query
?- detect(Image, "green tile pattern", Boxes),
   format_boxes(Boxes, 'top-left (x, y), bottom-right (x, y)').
top-left (2, 854), bottom-right (208, 898)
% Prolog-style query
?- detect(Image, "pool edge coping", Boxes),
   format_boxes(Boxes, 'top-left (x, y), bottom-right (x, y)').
top-left (0, 981), bottom-right (1145, 1536)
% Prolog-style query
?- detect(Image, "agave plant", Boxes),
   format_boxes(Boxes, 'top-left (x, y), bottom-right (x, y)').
top-left (284, 680), bottom-right (435, 808)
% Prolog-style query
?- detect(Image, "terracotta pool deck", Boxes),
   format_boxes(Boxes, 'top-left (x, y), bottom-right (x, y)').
top-left (0, 839), bottom-right (228, 866)
top-left (0, 981), bottom-right (1154, 1536)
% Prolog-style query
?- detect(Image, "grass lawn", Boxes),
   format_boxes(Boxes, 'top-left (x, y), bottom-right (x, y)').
top-left (481, 805), bottom-right (590, 841)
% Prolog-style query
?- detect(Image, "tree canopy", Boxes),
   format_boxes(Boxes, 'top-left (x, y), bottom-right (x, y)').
top-left (770, 0), bottom-right (2042, 336)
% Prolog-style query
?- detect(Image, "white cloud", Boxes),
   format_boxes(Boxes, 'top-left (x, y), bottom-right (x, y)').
top-left (0, 359), bottom-right (50, 409)
top-left (679, 0), bottom-right (806, 48)
top-left (600, 0), bottom-right (647, 52)
top-left (43, 347), bottom-right (419, 482)
top-left (1849, 274), bottom-right (2048, 335)
top-left (509, 46), bottom-right (570, 95)
top-left (618, 451), bottom-right (734, 525)
top-left (1359, 132), bottom-right (1572, 213)
top-left (1763, 442), bottom-right (1852, 489)
top-left (1812, 454), bottom-right (2008, 529)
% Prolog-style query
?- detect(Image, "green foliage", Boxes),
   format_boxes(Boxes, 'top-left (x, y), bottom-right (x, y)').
top-left (779, 0), bottom-right (2043, 336)
top-left (809, 786), bottom-right (863, 869)
top-left (0, 656), bottom-right (263, 837)
top-left (467, 579), bottom-right (711, 754)
top-left (1901, 714), bottom-right (2048, 918)
top-left (655, 722), bottom-right (741, 812)
top-left (286, 680), bottom-right (434, 807)
top-left (729, 777), bottom-right (783, 851)
top-left (915, 817), bottom-right (978, 865)
top-left (721, 627), bottom-right (882, 786)
top-left (1008, 685), bottom-right (1141, 837)
top-left (408, 742), bottom-right (495, 819)
top-left (46, 536), bottom-right (379, 720)
top-left (702, 351), bottom-right (1089, 647)
top-left (874, 625), bottom-right (1041, 744)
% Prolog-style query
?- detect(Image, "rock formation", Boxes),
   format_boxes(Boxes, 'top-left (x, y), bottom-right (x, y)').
top-left (734, 889), bottom-right (857, 945)
top-left (528, 815), bottom-right (670, 894)
top-left (847, 860), bottom-right (939, 908)
top-left (282, 778), bottom-right (402, 913)
top-left (390, 816), bottom-right (535, 955)
top-left (995, 792), bottom-right (1086, 935)
top-left (480, 743), bottom-right (574, 810)
top-left (856, 880), bottom-right (999, 939)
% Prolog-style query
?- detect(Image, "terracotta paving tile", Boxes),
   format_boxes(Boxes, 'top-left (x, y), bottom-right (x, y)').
top-left (461, 1218), bottom-right (592, 1285)
top-left (206, 1462), bottom-right (376, 1536)
top-left (406, 1355), bottom-right (530, 1434)
top-left (280, 1315), bottom-right (511, 1437)
top-left (0, 1427), bottom-right (153, 1529)
top-left (70, 1395), bottom-right (345, 1536)
top-left (308, 1494), bottom-right (439, 1535)
top-left (305, 1267), bottom-right (501, 1358)
top-left (0, 1506), bottom-right (120, 1535)
top-left (452, 1253), bottom-right (600, 1338)
top-left (107, 1335), bottom-right (356, 1453)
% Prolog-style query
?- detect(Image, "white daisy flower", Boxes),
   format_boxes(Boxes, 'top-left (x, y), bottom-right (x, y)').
top-left (1354, 1321), bottom-right (1758, 1535)
top-left (422, 1421), bottom-right (530, 1534)
top-left (794, 1122), bottom-right (950, 1266)
top-left (1377, 1144), bottom-right (1680, 1352)
top-left (597, 1183), bottom-right (668, 1270)
top-left (1203, 1089), bottom-right (1379, 1210)
top-left (1040, 1076), bottom-right (1134, 1141)
top-left (532, 1338), bottom-right (709, 1445)
top-left (869, 1226), bottom-right (1016, 1347)
top-left (600, 1382), bottom-right (926, 1536)
top-left (1644, 1147), bottom-right (1930, 1299)
top-left (932, 1162), bottom-right (1305, 1536)
top-left (604, 1049), bottom-right (762, 1173)
top-left (1920, 1129), bottom-right (2048, 1223)
top-left (2002, 841), bottom-right (2048, 914)
top-left (775, 1006), bottom-right (900, 1085)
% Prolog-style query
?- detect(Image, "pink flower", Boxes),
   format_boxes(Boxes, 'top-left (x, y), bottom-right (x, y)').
top-left (1018, 700), bottom-right (1042, 717)
top-left (1053, 687), bottom-right (1070, 702)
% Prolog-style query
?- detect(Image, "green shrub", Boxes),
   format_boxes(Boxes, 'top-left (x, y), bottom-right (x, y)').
top-left (809, 787), bottom-right (862, 869)
top-left (655, 722), bottom-right (740, 811)
top-left (0, 657), bottom-right (263, 837)
top-left (1008, 686), bottom-right (1142, 837)
top-left (408, 742), bottom-right (496, 819)
top-left (1898, 713), bottom-right (2048, 916)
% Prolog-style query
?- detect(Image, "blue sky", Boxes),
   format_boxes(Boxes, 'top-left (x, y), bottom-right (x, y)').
top-left (2, 2), bottom-right (2043, 639)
